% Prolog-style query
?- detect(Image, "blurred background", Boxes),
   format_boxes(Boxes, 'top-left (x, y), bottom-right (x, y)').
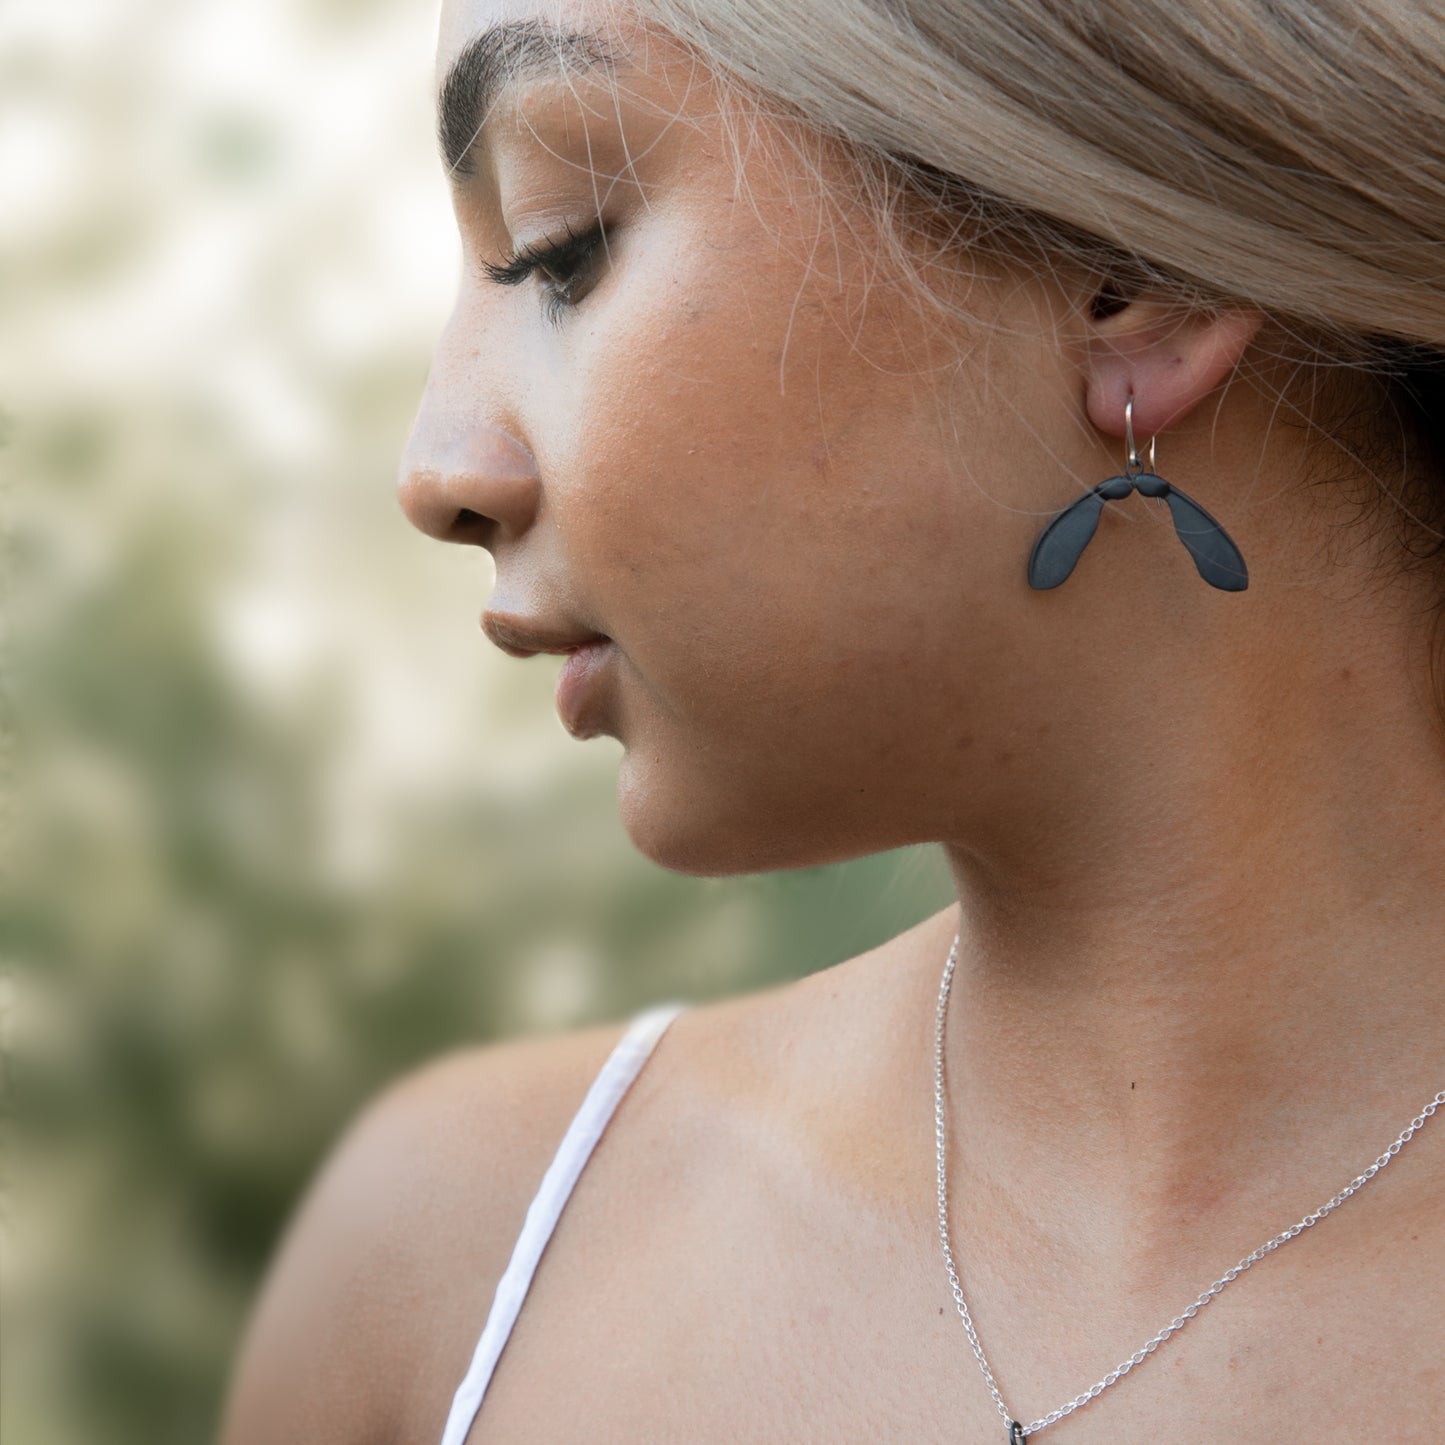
top-left (2, 0), bottom-right (953, 1440)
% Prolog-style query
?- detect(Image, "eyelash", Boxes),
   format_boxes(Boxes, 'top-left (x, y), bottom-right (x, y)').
top-left (481, 219), bottom-right (607, 324)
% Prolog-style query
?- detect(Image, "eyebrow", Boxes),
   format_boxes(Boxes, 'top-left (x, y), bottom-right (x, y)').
top-left (437, 19), bottom-right (619, 176)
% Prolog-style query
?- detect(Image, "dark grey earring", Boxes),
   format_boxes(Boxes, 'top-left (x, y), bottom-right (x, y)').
top-left (1026, 398), bottom-right (1248, 592)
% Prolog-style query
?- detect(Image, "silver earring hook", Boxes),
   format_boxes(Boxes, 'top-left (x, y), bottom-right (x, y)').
top-left (1124, 395), bottom-right (1157, 476)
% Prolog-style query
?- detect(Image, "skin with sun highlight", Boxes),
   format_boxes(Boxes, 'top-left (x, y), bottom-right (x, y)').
top-left (399, 8), bottom-right (1279, 880)
top-left (406, 11), bottom-right (1089, 877)
top-left (221, 3), bottom-right (1445, 1442)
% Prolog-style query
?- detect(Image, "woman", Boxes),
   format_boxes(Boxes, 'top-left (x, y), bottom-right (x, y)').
top-left (221, 0), bottom-right (1445, 1439)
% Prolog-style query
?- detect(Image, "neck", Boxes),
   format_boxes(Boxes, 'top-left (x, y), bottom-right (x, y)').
top-left (932, 589), bottom-right (1445, 1267)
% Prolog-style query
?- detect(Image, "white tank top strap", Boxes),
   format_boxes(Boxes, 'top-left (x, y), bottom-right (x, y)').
top-left (437, 1000), bottom-right (688, 1445)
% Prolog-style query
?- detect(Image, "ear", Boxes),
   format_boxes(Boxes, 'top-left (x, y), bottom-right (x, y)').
top-left (1083, 297), bottom-right (1264, 442)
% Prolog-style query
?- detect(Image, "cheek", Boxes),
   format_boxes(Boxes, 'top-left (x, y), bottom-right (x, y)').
top-left (532, 203), bottom-right (1078, 869)
top-left (551, 225), bottom-right (986, 717)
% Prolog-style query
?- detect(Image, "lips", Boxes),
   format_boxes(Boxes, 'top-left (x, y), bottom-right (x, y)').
top-left (480, 610), bottom-right (617, 737)
top-left (481, 610), bottom-right (608, 658)
top-left (554, 638), bottom-right (614, 738)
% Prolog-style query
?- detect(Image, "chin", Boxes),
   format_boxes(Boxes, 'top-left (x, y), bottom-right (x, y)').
top-left (616, 770), bottom-right (770, 876)
top-left (613, 749), bottom-right (855, 877)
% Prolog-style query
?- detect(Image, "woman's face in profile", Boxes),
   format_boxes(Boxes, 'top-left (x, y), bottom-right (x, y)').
top-left (401, 0), bottom-right (1089, 874)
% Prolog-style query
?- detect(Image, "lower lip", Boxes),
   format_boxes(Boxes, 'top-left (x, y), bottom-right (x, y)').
top-left (555, 640), bottom-right (614, 738)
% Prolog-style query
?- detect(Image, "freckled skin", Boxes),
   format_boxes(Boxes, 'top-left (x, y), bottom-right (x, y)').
top-left (406, 1), bottom-right (1106, 876)
top-left (217, 0), bottom-right (1445, 1431)
top-left (219, 1), bottom-right (1445, 1439)
top-left (377, 5), bottom-right (1445, 1441)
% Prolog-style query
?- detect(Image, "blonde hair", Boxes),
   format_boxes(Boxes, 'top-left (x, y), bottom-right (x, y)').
top-left (618, 0), bottom-right (1445, 344)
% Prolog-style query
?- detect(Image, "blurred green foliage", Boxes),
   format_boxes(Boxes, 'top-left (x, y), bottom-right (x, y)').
top-left (3, 3), bottom-right (954, 1443)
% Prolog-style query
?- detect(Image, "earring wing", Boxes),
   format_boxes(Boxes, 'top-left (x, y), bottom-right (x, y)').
top-left (1026, 487), bottom-right (1110, 589)
top-left (1161, 483), bottom-right (1249, 591)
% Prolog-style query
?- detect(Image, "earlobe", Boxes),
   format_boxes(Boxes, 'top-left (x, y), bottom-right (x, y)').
top-left (1082, 300), bottom-right (1264, 440)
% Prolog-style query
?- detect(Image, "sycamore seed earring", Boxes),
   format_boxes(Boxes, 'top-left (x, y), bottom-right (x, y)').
top-left (1026, 397), bottom-right (1249, 591)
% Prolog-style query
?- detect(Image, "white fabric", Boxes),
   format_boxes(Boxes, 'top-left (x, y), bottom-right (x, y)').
top-left (438, 1002), bottom-right (688, 1445)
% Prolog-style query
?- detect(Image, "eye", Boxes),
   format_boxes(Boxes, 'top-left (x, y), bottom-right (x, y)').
top-left (481, 220), bottom-right (608, 323)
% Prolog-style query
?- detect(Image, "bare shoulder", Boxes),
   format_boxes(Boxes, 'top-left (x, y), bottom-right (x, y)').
top-left (217, 904), bottom-right (959, 1445)
top-left (217, 1014), bottom-right (645, 1445)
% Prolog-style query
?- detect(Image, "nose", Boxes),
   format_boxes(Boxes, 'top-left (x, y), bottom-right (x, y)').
top-left (397, 400), bottom-right (541, 546)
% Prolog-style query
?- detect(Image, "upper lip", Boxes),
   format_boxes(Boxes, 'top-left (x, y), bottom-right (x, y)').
top-left (481, 611), bottom-right (608, 658)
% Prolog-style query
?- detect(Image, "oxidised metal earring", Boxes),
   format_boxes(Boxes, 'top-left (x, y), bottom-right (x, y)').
top-left (1026, 397), bottom-right (1248, 591)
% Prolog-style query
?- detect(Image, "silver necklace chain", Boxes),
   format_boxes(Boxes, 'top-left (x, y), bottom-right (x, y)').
top-left (932, 929), bottom-right (1445, 1440)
